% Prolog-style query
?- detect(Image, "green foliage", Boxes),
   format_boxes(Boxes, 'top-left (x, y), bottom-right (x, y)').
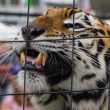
top-left (26, 0), bottom-right (39, 6)
top-left (1, 0), bottom-right (5, 4)
top-left (11, 0), bottom-right (19, 4)
top-left (1, 0), bottom-right (39, 5)
top-left (1, 0), bottom-right (18, 5)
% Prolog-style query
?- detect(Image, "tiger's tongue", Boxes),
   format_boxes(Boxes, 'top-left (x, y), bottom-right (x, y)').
top-left (20, 50), bottom-right (47, 68)
top-left (26, 56), bottom-right (42, 68)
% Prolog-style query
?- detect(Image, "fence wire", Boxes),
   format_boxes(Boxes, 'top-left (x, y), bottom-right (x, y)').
top-left (0, 0), bottom-right (110, 110)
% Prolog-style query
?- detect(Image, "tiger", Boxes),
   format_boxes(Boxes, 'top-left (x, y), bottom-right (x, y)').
top-left (4, 7), bottom-right (110, 110)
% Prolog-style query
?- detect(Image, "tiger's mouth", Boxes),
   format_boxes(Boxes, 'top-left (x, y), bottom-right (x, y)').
top-left (20, 49), bottom-right (47, 72)
top-left (20, 49), bottom-right (47, 67)
top-left (20, 48), bottom-right (71, 84)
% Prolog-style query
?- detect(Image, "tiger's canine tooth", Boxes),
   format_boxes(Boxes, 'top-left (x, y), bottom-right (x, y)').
top-left (32, 61), bottom-right (34, 64)
top-left (42, 55), bottom-right (47, 66)
top-left (36, 53), bottom-right (43, 66)
top-left (20, 50), bottom-right (25, 63)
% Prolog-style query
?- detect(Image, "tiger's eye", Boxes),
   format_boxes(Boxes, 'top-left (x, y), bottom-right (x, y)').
top-left (75, 23), bottom-right (85, 29)
top-left (75, 25), bottom-right (80, 28)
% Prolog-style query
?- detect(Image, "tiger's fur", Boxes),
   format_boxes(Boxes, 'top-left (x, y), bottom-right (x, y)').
top-left (11, 7), bottom-right (110, 110)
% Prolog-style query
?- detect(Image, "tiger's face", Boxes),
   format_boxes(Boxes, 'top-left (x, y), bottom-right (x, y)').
top-left (13, 7), bottom-right (110, 110)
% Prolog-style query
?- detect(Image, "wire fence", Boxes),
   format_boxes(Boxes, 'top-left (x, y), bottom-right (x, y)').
top-left (0, 0), bottom-right (110, 110)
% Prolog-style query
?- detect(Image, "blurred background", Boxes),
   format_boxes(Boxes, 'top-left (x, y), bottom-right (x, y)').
top-left (0, 0), bottom-right (110, 109)
top-left (0, 0), bottom-right (110, 26)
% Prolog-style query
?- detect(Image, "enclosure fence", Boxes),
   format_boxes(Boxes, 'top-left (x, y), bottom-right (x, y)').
top-left (0, 0), bottom-right (110, 110)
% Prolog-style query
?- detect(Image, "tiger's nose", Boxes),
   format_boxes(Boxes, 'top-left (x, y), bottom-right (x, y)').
top-left (21, 26), bottom-right (46, 40)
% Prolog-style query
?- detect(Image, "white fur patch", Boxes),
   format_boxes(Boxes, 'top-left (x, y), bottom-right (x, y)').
top-left (64, 19), bottom-right (73, 24)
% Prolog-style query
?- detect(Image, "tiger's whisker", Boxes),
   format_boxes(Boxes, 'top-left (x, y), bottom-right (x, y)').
top-left (0, 53), bottom-right (15, 87)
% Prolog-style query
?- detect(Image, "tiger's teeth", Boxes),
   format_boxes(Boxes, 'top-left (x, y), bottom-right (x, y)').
top-left (36, 53), bottom-right (43, 66)
top-left (20, 50), bottom-right (47, 66)
top-left (42, 55), bottom-right (47, 66)
top-left (32, 61), bottom-right (34, 64)
top-left (20, 50), bottom-right (25, 63)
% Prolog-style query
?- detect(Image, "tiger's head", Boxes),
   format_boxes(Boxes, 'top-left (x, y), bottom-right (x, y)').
top-left (12, 7), bottom-right (110, 110)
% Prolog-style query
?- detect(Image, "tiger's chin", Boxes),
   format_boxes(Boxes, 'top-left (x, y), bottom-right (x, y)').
top-left (17, 70), bottom-right (50, 93)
